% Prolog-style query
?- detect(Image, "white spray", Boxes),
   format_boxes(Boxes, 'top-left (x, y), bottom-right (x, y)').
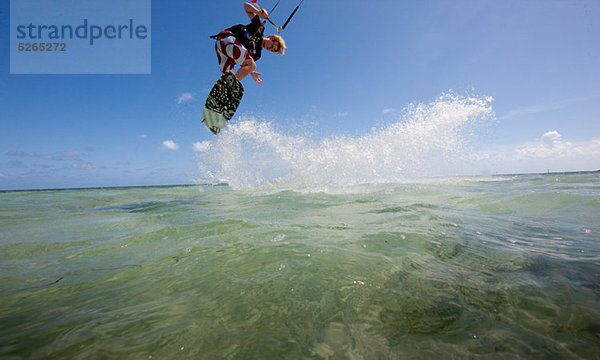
top-left (195, 93), bottom-right (494, 191)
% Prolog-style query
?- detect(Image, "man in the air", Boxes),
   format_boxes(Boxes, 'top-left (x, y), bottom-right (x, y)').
top-left (211, 1), bottom-right (286, 83)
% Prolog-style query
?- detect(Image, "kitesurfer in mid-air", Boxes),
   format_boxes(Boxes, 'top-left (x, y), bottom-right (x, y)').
top-left (202, 1), bottom-right (293, 135)
top-left (211, 1), bottom-right (286, 84)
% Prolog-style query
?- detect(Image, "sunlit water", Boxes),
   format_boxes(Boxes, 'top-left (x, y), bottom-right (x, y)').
top-left (2, 94), bottom-right (599, 358)
top-left (1, 173), bottom-right (599, 359)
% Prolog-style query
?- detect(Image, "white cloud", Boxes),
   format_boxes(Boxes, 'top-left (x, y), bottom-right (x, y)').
top-left (332, 112), bottom-right (348, 118)
top-left (4, 150), bottom-right (94, 176)
top-left (499, 95), bottom-right (600, 120)
top-left (177, 92), bottom-right (193, 105)
top-left (542, 130), bottom-right (561, 143)
top-left (382, 108), bottom-right (396, 115)
top-left (515, 131), bottom-right (600, 160)
top-left (7, 151), bottom-right (55, 160)
top-left (139, 133), bottom-right (148, 139)
top-left (162, 140), bottom-right (180, 150)
top-left (467, 131), bottom-right (600, 174)
top-left (71, 160), bottom-right (93, 170)
top-left (193, 141), bottom-right (210, 152)
top-left (7, 151), bottom-right (82, 161)
top-left (499, 104), bottom-right (559, 120)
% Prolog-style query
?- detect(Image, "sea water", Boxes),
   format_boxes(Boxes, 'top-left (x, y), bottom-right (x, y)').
top-left (1, 95), bottom-right (599, 359)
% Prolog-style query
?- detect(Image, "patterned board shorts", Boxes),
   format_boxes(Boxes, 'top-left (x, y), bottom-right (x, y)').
top-left (215, 35), bottom-right (251, 74)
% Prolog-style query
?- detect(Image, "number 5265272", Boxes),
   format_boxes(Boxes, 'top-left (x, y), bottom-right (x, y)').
top-left (18, 43), bottom-right (67, 52)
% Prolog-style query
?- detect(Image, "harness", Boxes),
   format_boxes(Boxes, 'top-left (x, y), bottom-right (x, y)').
top-left (209, 30), bottom-right (235, 41)
top-left (210, 19), bottom-right (265, 60)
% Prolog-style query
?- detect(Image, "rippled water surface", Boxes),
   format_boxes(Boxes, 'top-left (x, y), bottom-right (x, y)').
top-left (1, 172), bottom-right (599, 359)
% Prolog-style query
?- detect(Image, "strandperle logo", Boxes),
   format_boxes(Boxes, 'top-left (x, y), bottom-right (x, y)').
top-left (15, 19), bottom-right (149, 46)
top-left (10, 0), bottom-right (151, 74)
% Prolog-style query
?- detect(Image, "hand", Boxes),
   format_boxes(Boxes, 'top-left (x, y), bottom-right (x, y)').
top-left (259, 9), bottom-right (269, 18)
top-left (250, 71), bottom-right (263, 83)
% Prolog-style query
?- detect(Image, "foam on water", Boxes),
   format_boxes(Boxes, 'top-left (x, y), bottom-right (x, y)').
top-left (195, 93), bottom-right (494, 191)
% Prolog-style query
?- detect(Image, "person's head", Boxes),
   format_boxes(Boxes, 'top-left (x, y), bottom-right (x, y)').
top-left (263, 35), bottom-right (286, 55)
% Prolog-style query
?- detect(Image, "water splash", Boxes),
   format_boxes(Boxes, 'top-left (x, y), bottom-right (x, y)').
top-left (195, 93), bottom-right (494, 191)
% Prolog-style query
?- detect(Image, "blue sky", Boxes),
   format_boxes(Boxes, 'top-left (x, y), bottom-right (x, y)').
top-left (1, 0), bottom-right (599, 190)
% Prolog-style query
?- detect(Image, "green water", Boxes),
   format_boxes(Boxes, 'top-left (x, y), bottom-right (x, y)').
top-left (1, 173), bottom-right (599, 359)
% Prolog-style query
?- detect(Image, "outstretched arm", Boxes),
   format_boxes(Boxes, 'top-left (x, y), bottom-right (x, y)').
top-left (244, 2), bottom-right (269, 20)
top-left (236, 58), bottom-right (262, 84)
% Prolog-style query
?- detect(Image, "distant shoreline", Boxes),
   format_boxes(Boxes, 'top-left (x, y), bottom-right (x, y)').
top-left (498, 169), bottom-right (600, 177)
top-left (1, 170), bottom-right (598, 193)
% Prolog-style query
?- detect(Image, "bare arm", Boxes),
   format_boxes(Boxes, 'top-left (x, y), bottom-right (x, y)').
top-left (243, 2), bottom-right (269, 20)
top-left (236, 58), bottom-right (262, 84)
top-left (239, 2), bottom-right (266, 84)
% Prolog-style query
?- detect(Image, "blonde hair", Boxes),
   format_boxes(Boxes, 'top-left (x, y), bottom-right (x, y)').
top-left (267, 34), bottom-right (286, 55)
